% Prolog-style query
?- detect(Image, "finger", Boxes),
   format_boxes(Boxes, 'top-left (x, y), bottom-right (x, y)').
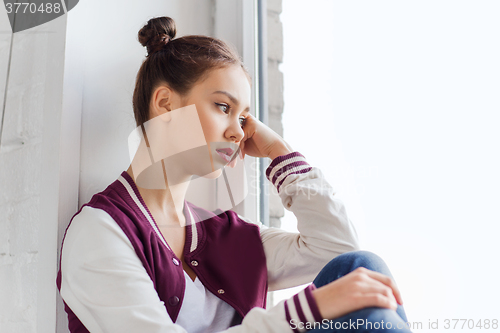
top-left (238, 141), bottom-right (245, 159)
top-left (361, 293), bottom-right (398, 311)
top-left (360, 280), bottom-right (398, 306)
top-left (239, 144), bottom-right (245, 160)
top-left (350, 274), bottom-right (397, 305)
top-left (356, 267), bottom-right (404, 305)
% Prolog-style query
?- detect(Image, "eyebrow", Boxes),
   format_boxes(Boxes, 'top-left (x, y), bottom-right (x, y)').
top-left (212, 90), bottom-right (250, 113)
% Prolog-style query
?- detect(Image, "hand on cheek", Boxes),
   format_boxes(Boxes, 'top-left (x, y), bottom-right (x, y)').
top-left (239, 114), bottom-right (291, 160)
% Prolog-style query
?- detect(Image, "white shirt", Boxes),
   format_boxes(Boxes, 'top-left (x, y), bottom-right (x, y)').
top-left (177, 270), bottom-right (236, 332)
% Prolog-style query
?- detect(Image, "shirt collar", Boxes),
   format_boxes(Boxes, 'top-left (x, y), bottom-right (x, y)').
top-left (118, 171), bottom-right (200, 254)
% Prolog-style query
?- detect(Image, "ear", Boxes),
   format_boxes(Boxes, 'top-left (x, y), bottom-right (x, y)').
top-left (150, 85), bottom-right (174, 119)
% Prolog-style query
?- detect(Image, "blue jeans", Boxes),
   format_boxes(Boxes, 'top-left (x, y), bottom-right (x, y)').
top-left (306, 250), bottom-right (412, 333)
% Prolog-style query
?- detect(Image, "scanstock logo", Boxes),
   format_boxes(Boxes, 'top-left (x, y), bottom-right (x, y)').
top-left (4, 0), bottom-right (79, 33)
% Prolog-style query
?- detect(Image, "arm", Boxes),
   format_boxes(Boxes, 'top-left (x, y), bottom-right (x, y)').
top-left (60, 206), bottom-right (323, 333)
top-left (238, 151), bottom-right (360, 291)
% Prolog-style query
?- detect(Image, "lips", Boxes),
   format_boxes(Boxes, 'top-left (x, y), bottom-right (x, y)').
top-left (215, 148), bottom-right (233, 162)
top-left (216, 148), bottom-right (234, 156)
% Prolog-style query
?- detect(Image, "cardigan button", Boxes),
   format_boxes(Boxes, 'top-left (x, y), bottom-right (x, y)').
top-left (172, 258), bottom-right (179, 266)
top-left (168, 296), bottom-right (180, 306)
top-left (190, 260), bottom-right (199, 266)
top-left (218, 289), bottom-right (225, 294)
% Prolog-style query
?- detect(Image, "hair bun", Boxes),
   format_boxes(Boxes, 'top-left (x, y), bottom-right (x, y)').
top-left (138, 16), bottom-right (177, 56)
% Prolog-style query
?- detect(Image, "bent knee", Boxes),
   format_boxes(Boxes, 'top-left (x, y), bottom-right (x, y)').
top-left (313, 250), bottom-right (393, 287)
top-left (328, 250), bottom-right (389, 273)
top-left (334, 250), bottom-right (382, 262)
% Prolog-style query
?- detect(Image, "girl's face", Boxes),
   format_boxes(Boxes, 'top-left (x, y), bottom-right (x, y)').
top-left (151, 64), bottom-right (251, 178)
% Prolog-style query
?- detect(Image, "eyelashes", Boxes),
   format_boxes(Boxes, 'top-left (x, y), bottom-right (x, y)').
top-left (215, 102), bottom-right (247, 127)
top-left (216, 102), bottom-right (230, 114)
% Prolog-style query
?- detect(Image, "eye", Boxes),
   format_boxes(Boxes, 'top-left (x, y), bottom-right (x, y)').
top-left (216, 103), bottom-right (246, 128)
top-left (239, 117), bottom-right (247, 127)
top-left (215, 103), bottom-right (230, 114)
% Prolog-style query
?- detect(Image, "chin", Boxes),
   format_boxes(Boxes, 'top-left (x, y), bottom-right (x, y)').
top-left (202, 168), bottom-right (223, 179)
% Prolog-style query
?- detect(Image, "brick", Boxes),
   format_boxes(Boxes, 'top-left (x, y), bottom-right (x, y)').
top-left (10, 197), bottom-right (40, 256)
top-left (0, 255), bottom-right (37, 332)
top-left (267, 64), bottom-right (284, 109)
top-left (1, 32), bottom-right (48, 145)
top-left (267, 12), bottom-right (283, 61)
top-left (0, 205), bottom-right (9, 255)
top-left (268, 105), bottom-right (283, 116)
top-left (268, 112), bottom-right (283, 137)
top-left (0, 143), bottom-right (41, 206)
top-left (268, 217), bottom-right (282, 228)
top-left (267, 0), bottom-right (282, 14)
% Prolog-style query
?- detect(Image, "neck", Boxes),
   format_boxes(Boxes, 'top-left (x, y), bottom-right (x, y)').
top-left (126, 164), bottom-right (192, 228)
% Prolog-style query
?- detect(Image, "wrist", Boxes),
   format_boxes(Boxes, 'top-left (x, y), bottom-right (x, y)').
top-left (284, 284), bottom-right (323, 332)
top-left (268, 143), bottom-right (293, 160)
top-left (310, 288), bottom-right (325, 320)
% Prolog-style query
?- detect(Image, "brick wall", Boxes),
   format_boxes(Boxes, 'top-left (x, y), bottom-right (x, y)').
top-left (0, 13), bottom-right (67, 332)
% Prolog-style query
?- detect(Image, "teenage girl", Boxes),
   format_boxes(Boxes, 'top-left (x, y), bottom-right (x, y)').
top-left (56, 16), bottom-right (412, 333)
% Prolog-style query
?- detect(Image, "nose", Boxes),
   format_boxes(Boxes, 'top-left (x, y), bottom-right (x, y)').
top-left (226, 118), bottom-right (245, 143)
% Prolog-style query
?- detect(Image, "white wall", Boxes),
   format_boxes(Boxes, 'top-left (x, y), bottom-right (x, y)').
top-left (279, 0), bottom-right (500, 330)
top-left (0, 6), bottom-right (67, 333)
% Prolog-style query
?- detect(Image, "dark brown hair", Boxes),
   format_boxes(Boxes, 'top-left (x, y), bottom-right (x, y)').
top-left (133, 16), bottom-right (250, 127)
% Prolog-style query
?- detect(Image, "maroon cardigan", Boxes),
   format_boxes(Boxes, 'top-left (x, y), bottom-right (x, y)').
top-left (56, 170), bottom-right (268, 332)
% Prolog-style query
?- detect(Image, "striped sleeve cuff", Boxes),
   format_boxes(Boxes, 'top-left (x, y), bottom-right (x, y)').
top-left (284, 284), bottom-right (323, 333)
top-left (266, 151), bottom-right (312, 193)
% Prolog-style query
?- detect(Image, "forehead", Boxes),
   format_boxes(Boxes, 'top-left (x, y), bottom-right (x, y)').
top-left (193, 66), bottom-right (251, 105)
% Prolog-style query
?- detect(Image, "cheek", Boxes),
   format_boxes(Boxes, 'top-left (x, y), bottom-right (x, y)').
top-left (199, 112), bottom-right (222, 141)
top-left (195, 106), bottom-right (210, 139)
